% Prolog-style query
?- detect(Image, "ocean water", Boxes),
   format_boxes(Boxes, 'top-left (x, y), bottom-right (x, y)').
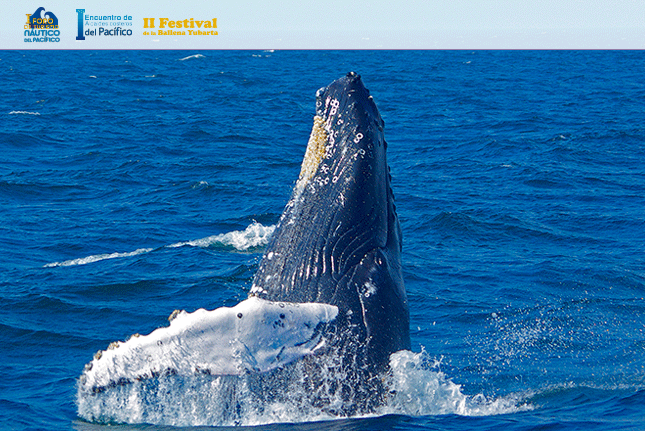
top-left (1, 50), bottom-right (644, 430)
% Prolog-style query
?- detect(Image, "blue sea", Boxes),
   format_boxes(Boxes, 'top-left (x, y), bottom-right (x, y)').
top-left (1, 50), bottom-right (644, 430)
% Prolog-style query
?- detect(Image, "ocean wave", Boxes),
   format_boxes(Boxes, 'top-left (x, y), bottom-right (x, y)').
top-left (8, 111), bottom-right (40, 115)
top-left (44, 248), bottom-right (154, 268)
top-left (178, 54), bottom-right (205, 61)
top-left (43, 222), bottom-right (275, 268)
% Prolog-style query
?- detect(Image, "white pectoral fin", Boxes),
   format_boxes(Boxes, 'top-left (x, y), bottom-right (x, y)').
top-left (80, 297), bottom-right (338, 392)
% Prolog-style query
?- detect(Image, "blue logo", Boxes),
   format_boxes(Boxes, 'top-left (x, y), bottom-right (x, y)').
top-left (75, 9), bottom-right (134, 40)
top-left (24, 7), bottom-right (60, 43)
top-left (76, 9), bottom-right (85, 40)
top-left (26, 7), bottom-right (58, 29)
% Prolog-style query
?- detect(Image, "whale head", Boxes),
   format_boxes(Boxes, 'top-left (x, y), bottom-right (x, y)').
top-left (251, 72), bottom-right (410, 367)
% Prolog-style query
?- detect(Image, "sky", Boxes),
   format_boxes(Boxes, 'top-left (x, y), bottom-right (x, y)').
top-left (3, 0), bottom-right (645, 49)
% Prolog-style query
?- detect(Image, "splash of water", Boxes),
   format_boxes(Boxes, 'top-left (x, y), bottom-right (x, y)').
top-left (44, 222), bottom-right (275, 267)
top-left (168, 222), bottom-right (275, 250)
top-left (77, 345), bottom-right (528, 426)
top-left (381, 350), bottom-right (529, 417)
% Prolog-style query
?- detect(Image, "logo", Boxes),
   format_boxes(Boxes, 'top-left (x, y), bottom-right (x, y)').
top-left (24, 7), bottom-right (60, 43)
top-left (75, 9), bottom-right (133, 40)
top-left (142, 18), bottom-right (218, 36)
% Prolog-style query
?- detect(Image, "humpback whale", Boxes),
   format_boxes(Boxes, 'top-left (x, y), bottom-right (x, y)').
top-left (251, 71), bottom-right (410, 367)
top-left (78, 72), bottom-right (409, 422)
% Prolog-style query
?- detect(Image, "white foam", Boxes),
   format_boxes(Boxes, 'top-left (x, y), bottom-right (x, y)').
top-left (77, 345), bottom-right (529, 427)
top-left (44, 248), bottom-right (153, 268)
top-left (8, 111), bottom-right (40, 115)
top-left (178, 54), bottom-right (205, 61)
top-left (44, 222), bottom-right (276, 267)
top-left (168, 222), bottom-right (275, 250)
top-left (382, 350), bottom-right (529, 417)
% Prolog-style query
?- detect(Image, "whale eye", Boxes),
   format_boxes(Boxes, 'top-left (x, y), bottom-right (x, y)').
top-left (237, 313), bottom-right (243, 319)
